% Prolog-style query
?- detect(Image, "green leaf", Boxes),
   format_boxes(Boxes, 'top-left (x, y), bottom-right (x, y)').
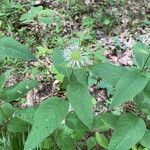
top-left (38, 16), bottom-right (52, 25)
top-left (107, 0), bottom-right (115, 5)
top-left (86, 137), bottom-right (96, 150)
top-left (111, 70), bottom-right (148, 108)
top-left (142, 20), bottom-right (150, 25)
top-left (24, 97), bottom-right (69, 150)
top-left (0, 103), bottom-right (15, 124)
top-left (143, 80), bottom-right (150, 98)
top-left (108, 113), bottom-right (146, 150)
top-left (20, 6), bottom-right (43, 23)
top-left (15, 107), bottom-right (36, 124)
top-left (0, 80), bottom-right (38, 102)
top-left (55, 74), bottom-right (64, 82)
top-left (134, 92), bottom-right (150, 110)
top-left (7, 117), bottom-right (30, 133)
top-left (90, 63), bottom-right (127, 86)
top-left (100, 113), bottom-right (119, 129)
top-left (53, 48), bottom-right (72, 76)
top-left (67, 81), bottom-right (93, 128)
top-left (133, 42), bottom-right (150, 69)
top-left (50, 65), bottom-right (64, 82)
top-left (140, 130), bottom-right (150, 149)
top-left (57, 134), bottom-right (76, 150)
top-left (0, 37), bottom-right (36, 61)
top-left (40, 137), bottom-right (54, 149)
top-left (65, 112), bottom-right (89, 131)
top-left (93, 115), bottom-right (110, 132)
top-left (0, 70), bottom-right (10, 93)
top-left (66, 112), bottom-right (112, 131)
top-left (95, 132), bottom-right (108, 149)
top-left (92, 113), bottom-right (119, 131)
top-left (73, 68), bottom-right (88, 86)
top-left (134, 80), bottom-right (150, 110)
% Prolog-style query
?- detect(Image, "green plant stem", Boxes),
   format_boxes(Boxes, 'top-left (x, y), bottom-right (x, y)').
top-left (141, 54), bottom-right (150, 72)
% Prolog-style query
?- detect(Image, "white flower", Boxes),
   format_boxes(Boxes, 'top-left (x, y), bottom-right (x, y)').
top-left (63, 43), bottom-right (92, 68)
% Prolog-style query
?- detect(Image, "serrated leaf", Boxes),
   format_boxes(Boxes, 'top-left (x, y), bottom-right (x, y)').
top-left (0, 37), bottom-right (36, 61)
top-left (0, 80), bottom-right (38, 102)
top-left (108, 113), bottom-right (146, 150)
top-left (24, 97), bottom-right (69, 150)
top-left (111, 70), bottom-right (148, 108)
top-left (90, 63), bottom-right (127, 86)
top-left (67, 82), bottom-right (93, 128)
top-left (140, 130), bottom-right (150, 149)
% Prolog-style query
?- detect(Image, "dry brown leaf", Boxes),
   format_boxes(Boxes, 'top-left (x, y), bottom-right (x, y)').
top-left (26, 89), bottom-right (38, 106)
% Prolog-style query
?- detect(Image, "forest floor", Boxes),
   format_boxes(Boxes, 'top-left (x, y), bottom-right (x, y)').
top-left (0, 0), bottom-right (149, 113)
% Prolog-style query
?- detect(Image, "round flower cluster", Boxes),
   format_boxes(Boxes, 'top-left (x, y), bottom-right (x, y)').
top-left (63, 43), bottom-right (92, 68)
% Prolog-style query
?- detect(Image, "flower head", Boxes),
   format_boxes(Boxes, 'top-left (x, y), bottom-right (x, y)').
top-left (63, 43), bottom-right (92, 68)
